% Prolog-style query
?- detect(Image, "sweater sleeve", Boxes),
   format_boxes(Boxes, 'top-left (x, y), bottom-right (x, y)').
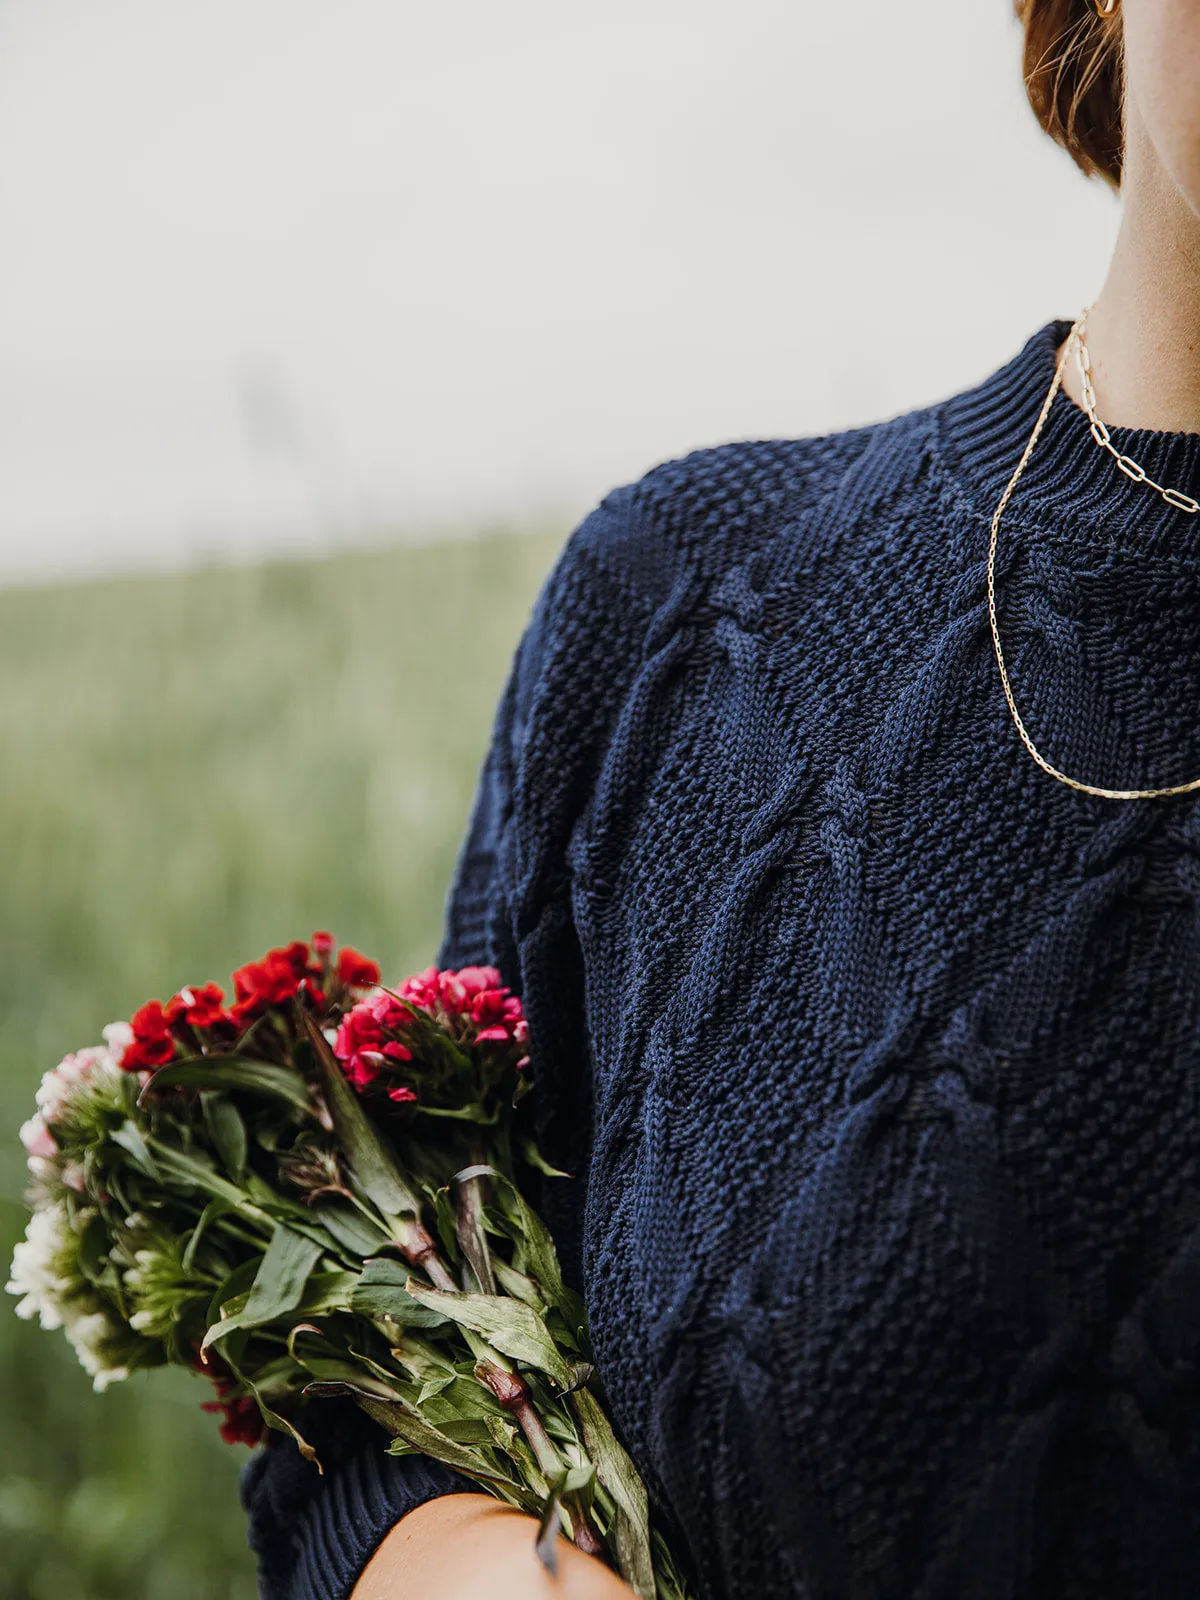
top-left (238, 495), bottom-right (641, 1600)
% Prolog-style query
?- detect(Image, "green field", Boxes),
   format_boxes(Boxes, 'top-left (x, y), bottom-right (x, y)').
top-left (0, 527), bottom-right (564, 1600)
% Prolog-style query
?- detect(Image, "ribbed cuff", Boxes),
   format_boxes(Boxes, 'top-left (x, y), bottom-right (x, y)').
top-left (240, 1400), bottom-right (473, 1600)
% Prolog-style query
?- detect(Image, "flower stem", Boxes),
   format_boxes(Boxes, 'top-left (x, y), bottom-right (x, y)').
top-left (476, 1360), bottom-right (561, 1476)
top-left (475, 1361), bottom-right (606, 1558)
top-left (453, 1157), bottom-right (496, 1294)
top-left (391, 1215), bottom-right (457, 1292)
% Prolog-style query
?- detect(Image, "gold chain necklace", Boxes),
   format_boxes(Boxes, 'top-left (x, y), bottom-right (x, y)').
top-left (987, 307), bottom-right (1200, 802)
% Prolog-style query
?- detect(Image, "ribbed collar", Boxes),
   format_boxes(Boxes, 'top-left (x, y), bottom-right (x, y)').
top-left (936, 318), bottom-right (1200, 557)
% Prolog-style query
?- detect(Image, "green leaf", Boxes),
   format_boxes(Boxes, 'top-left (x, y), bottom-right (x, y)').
top-left (245, 1355), bottom-right (306, 1399)
top-left (491, 1258), bottom-right (544, 1310)
top-left (386, 1333), bottom-right (457, 1386)
top-left (182, 1197), bottom-right (237, 1272)
top-left (76, 1210), bottom-right (110, 1284)
top-left (484, 1416), bottom-right (519, 1455)
top-left (431, 1185), bottom-right (460, 1260)
top-left (206, 1257), bottom-right (260, 1328)
top-left (535, 1491), bottom-right (563, 1576)
top-left (202, 1225), bottom-right (322, 1350)
top-left (403, 1282), bottom-right (572, 1388)
top-left (347, 1342), bottom-right (429, 1397)
top-left (111, 1120), bottom-right (160, 1178)
top-left (295, 1270), bottom-right (359, 1315)
top-left (349, 1258), bottom-right (449, 1327)
top-left (559, 1462), bottom-right (598, 1564)
top-left (438, 1417), bottom-right (497, 1445)
top-left (300, 1013), bottom-right (422, 1219)
top-left (145, 1139), bottom-right (255, 1209)
top-left (202, 1093), bottom-right (247, 1179)
top-left (416, 1375), bottom-right (455, 1405)
top-left (570, 1386), bottom-right (655, 1600)
top-left (311, 1200), bottom-right (389, 1256)
top-left (454, 1167), bottom-right (496, 1295)
top-left (519, 1136), bottom-right (571, 1179)
top-left (242, 1172), bottom-right (317, 1222)
top-left (420, 1373), bottom-right (508, 1427)
top-left (223, 1351), bottom-right (323, 1471)
top-left (341, 1392), bottom-right (525, 1493)
top-left (560, 1462), bottom-right (596, 1497)
top-left (413, 1102), bottom-right (500, 1125)
top-left (296, 1361), bottom-right (404, 1398)
top-left (143, 1056), bottom-right (314, 1113)
top-left (475, 1165), bottom-right (571, 1315)
top-left (536, 1461), bottom-right (597, 1575)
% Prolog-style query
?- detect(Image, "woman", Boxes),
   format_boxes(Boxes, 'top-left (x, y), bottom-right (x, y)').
top-left (240, 2), bottom-right (1200, 1596)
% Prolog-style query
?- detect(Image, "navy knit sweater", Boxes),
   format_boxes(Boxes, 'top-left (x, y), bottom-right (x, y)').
top-left (240, 319), bottom-right (1200, 1600)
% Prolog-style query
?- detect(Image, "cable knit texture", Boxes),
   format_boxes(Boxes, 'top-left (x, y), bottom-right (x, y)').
top-left (241, 319), bottom-right (1200, 1599)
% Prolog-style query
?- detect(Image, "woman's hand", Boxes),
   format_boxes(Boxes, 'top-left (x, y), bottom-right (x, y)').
top-left (351, 1492), bottom-right (637, 1600)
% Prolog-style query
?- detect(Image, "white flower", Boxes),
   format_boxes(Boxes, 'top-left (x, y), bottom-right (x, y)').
top-left (122, 1236), bottom-right (211, 1341)
top-left (6, 1203), bottom-right (76, 1329)
top-left (34, 1058), bottom-right (81, 1121)
top-left (19, 1113), bottom-right (85, 1192)
top-left (26, 1039), bottom-right (132, 1184)
top-left (63, 1307), bottom-right (130, 1391)
top-left (7, 1201), bottom-right (139, 1392)
top-left (102, 1020), bottom-right (134, 1065)
top-left (35, 1041), bottom-right (124, 1123)
top-left (61, 1162), bottom-right (87, 1193)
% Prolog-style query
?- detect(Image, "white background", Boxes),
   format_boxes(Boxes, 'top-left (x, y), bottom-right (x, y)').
top-left (0, 0), bottom-right (1120, 585)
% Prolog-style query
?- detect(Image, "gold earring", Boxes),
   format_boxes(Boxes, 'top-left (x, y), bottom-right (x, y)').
top-left (1093, 0), bottom-right (1117, 14)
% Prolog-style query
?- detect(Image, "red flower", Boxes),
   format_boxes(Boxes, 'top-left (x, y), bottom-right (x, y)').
top-left (230, 942), bottom-right (316, 1026)
top-left (311, 930), bottom-right (335, 958)
top-left (121, 1000), bottom-right (177, 1071)
top-left (165, 982), bottom-right (231, 1031)
top-left (336, 948), bottom-right (380, 989)
top-left (282, 941), bottom-right (311, 975)
top-left (201, 1375), bottom-right (266, 1447)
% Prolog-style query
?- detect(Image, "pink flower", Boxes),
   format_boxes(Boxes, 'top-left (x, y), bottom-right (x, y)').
top-left (20, 1115), bottom-right (57, 1160)
top-left (394, 965), bottom-right (524, 1048)
top-left (333, 963), bottom-right (527, 1105)
top-left (339, 1045), bottom-right (383, 1089)
top-left (398, 963), bottom-right (504, 1020)
top-left (394, 963), bottom-right (440, 1006)
top-left (334, 989), bottom-right (415, 1089)
top-left (61, 1162), bottom-right (87, 1193)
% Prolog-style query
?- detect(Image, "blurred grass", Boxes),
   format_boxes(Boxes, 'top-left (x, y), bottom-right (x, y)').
top-left (0, 525), bottom-right (565, 1600)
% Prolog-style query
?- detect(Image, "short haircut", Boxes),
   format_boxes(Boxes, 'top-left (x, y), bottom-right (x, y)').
top-left (1015, 0), bottom-right (1124, 188)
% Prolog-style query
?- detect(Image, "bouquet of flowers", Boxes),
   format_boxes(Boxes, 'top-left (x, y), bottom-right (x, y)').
top-left (7, 932), bottom-right (689, 1600)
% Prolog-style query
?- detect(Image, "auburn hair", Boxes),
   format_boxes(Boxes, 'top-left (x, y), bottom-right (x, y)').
top-left (1015, 0), bottom-right (1124, 188)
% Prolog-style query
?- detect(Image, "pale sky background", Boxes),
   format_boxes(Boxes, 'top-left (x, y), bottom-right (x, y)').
top-left (0, 0), bottom-right (1120, 586)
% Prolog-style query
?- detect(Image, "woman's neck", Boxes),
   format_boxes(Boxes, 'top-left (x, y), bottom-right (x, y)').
top-left (1059, 114), bottom-right (1200, 437)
